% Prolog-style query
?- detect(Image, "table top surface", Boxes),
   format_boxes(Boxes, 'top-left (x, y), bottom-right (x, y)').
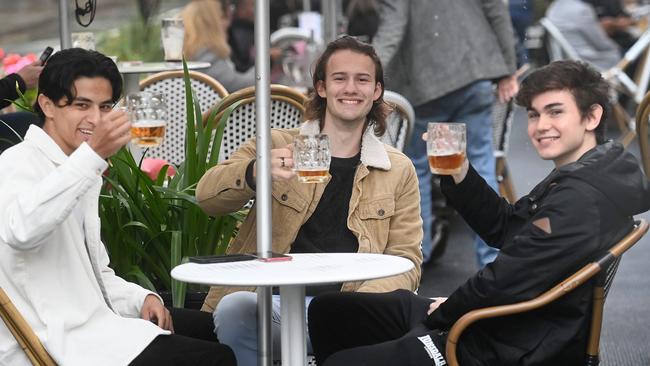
top-left (117, 61), bottom-right (210, 74)
top-left (171, 253), bottom-right (414, 287)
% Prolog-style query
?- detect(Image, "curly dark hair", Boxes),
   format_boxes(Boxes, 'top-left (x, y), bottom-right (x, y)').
top-left (304, 35), bottom-right (389, 136)
top-left (515, 60), bottom-right (610, 144)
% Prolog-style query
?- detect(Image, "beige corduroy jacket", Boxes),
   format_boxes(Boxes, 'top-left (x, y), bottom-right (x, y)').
top-left (196, 120), bottom-right (423, 312)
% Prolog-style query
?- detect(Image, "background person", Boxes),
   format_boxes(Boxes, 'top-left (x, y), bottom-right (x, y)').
top-left (0, 59), bottom-right (43, 152)
top-left (196, 36), bottom-right (423, 365)
top-left (372, 0), bottom-right (519, 267)
top-left (307, 60), bottom-right (650, 366)
top-left (0, 48), bottom-right (235, 366)
top-left (546, 0), bottom-right (621, 71)
top-left (182, 0), bottom-right (255, 93)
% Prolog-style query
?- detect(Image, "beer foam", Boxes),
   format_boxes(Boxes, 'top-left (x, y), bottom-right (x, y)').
top-left (132, 119), bottom-right (166, 127)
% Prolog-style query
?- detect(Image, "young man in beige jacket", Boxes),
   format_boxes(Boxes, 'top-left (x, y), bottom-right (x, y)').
top-left (196, 35), bottom-right (423, 365)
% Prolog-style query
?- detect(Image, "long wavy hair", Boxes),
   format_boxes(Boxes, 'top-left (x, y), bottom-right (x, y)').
top-left (305, 35), bottom-right (389, 136)
top-left (182, 0), bottom-right (231, 59)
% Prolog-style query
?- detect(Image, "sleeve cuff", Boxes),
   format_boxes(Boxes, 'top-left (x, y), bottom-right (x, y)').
top-left (6, 73), bottom-right (26, 94)
top-left (245, 159), bottom-right (257, 191)
top-left (440, 164), bottom-right (480, 200)
top-left (67, 142), bottom-right (109, 178)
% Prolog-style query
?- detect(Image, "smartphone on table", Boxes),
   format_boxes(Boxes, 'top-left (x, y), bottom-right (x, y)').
top-left (189, 253), bottom-right (257, 264)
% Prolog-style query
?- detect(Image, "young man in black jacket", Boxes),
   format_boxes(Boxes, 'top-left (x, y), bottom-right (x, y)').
top-left (307, 60), bottom-right (650, 366)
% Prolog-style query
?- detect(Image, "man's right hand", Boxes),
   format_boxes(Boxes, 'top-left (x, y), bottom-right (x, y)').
top-left (16, 61), bottom-right (43, 89)
top-left (87, 109), bottom-right (132, 159)
top-left (253, 144), bottom-right (296, 182)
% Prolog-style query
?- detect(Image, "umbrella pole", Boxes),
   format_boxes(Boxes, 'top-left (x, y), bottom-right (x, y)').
top-left (59, 0), bottom-right (71, 49)
top-left (255, 0), bottom-right (273, 365)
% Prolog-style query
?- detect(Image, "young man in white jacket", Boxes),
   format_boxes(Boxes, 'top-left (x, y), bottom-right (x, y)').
top-left (0, 48), bottom-right (236, 366)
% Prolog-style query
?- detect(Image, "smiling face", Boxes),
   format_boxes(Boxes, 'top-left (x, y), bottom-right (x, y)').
top-left (39, 77), bottom-right (114, 155)
top-left (316, 49), bottom-right (382, 128)
top-left (527, 89), bottom-right (602, 167)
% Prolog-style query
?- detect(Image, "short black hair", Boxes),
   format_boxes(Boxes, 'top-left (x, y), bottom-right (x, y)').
top-left (516, 60), bottom-right (610, 144)
top-left (34, 48), bottom-right (122, 119)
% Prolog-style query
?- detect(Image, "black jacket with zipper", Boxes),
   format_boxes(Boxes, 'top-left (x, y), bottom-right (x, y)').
top-left (426, 141), bottom-right (650, 366)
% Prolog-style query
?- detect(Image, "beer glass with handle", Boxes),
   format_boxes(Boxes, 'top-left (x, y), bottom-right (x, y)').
top-left (127, 92), bottom-right (168, 148)
top-left (427, 122), bottom-right (466, 175)
top-left (293, 134), bottom-right (331, 183)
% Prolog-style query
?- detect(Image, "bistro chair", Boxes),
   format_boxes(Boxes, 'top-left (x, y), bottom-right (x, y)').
top-left (139, 70), bottom-right (229, 166)
top-left (0, 287), bottom-right (57, 366)
top-left (381, 90), bottom-right (415, 152)
top-left (492, 96), bottom-right (518, 203)
top-left (270, 27), bottom-right (323, 89)
top-left (445, 219), bottom-right (649, 366)
top-left (635, 90), bottom-right (650, 177)
top-left (210, 84), bottom-right (307, 162)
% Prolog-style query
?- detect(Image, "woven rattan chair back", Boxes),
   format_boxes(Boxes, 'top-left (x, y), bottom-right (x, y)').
top-left (139, 70), bottom-right (229, 166)
top-left (212, 84), bottom-right (306, 162)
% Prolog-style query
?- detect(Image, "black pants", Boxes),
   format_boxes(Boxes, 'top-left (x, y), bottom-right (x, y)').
top-left (308, 289), bottom-right (448, 366)
top-left (130, 308), bottom-right (236, 366)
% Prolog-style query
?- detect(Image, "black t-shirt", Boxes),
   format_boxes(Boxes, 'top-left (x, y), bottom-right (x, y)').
top-left (290, 153), bottom-right (361, 296)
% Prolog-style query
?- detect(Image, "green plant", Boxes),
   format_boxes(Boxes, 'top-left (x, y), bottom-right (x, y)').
top-left (99, 61), bottom-right (244, 307)
top-left (95, 17), bottom-right (163, 62)
top-left (0, 83), bottom-right (37, 148)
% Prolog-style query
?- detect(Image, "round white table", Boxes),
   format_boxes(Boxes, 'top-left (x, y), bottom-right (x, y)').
top-left (117, 61), bottom-right (211, 96)
top-left (171, 253), bottom-right (415, 366)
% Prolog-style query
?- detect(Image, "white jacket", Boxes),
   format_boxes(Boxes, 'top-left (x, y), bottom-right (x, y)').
top-left (0, 126), bottom-right (168, 366)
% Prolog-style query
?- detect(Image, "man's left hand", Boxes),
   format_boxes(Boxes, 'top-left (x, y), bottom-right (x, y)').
top-left (427, 297), bottom-right (448, 315)
top-left (141, 294), bottom-right (174, 332)
top-left (497, 75), bottom-right (519, 104)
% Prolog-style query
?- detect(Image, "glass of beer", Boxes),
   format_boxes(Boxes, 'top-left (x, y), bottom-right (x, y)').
top-left (293, 134), bottom-right (331, 183)
top-left (126, 92), bottom-right (168, 148)
top-left (427, 122), bottom-right (466, 175)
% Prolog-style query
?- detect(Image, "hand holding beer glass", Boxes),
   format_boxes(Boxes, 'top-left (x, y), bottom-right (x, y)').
top-left (126, 92), bottom-right (168, 148)
top-left (293, 134), bottom-right (331, 183)
top-left (427, 122), bottom-right (466, 175)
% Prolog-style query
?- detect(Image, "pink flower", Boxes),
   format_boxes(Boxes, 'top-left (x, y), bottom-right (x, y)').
top-left (3, 54), bottom-right (37, 75)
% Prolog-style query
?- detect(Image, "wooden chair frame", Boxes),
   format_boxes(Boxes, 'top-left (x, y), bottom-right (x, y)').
top-left (635, 90), bottom-right (650, 177)
top-left (139, 70), bottom-right (229, 98)
top-left (0, 288), bottom-right (57, 365)
top-left (210, 84), bottom-right (306, 123)
top-left (140, 69), bottom-right (229, 126)
top-left (207, 84), bottom-right (306, 164)
top-left (445, 219), bottom-right (649, 366)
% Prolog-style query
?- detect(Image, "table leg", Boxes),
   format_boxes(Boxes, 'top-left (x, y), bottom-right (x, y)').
top-left (257, 287), bottom-right (273, 366)
top-left (280, 285), bottom-right (307, 366)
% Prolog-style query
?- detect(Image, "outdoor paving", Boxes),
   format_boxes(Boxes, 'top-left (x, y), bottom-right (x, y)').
top-left (418, 107), bottom-right (650, 365)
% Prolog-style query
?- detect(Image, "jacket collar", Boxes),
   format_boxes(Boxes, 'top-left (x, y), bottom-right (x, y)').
top-left (299, 120), bottom-right (391, 170)
top-left (24, 124), bottom-right (70, 165)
